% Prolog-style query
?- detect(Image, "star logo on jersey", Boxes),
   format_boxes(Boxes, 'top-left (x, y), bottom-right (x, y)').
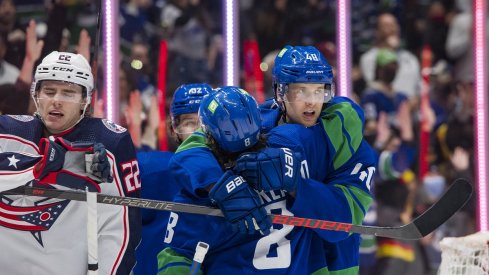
top-left (7, 155), bottom-right (20, 168)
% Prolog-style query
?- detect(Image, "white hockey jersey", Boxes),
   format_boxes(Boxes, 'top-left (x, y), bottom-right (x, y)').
top-left (0, 115), bottom-right (141, 275)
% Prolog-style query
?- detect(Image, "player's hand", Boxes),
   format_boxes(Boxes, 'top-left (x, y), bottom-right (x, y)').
top-left (89, 143), bottom-right (113, 183)
top-left (34, 136), bottom-right (66, 180)
top-left (34, 137), bottom-right (113, 191)
top-left (209, 170), bottom-right (271, 235)
top-left (234, 147), bottom-right (303, 192)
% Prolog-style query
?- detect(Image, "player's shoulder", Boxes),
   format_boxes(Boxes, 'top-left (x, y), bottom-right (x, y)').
top-left (137, 151), bottom-right (174, 170)
top-left (138, 150), bottom-right (173, 164)
top-left (319, 97), bottom-right (367, 169)
top-left (73, 118), bottom-right (133, 152)
top-left (267, 123), bottom-right (315, 148)
top-left (87, 118), bottom-right (128, 134)
top-left (321, 96), bottom-right (365, 130)
top-left (0, 114), bottom-right (39, 126)
top-left (175, 129), bottom-right (208, 153)
top-left (82, 118), bottom-right (129, 140)
top-left (0, 115), bottom-right (43, 138)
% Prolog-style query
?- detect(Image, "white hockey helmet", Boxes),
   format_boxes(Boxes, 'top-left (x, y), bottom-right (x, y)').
top-left (31, 51), bottom-right (94, 100)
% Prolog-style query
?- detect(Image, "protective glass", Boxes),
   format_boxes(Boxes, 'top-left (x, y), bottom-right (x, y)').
top-left (284, 85), bottom-right (333, 103)
top-left (173, 117), bottom-right (201, 135)
top-left (37, 84), bottom-right (83, 103)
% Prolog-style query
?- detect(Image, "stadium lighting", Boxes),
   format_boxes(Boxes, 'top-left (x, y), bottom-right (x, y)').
top-left (473, 0), bottom-right (488, 231)
top-left (223, 0), bottom-right (238, 86)
top-left (336, 0), bottom-right (351, 97)
top-left (103, 0), bottom-right (119, 123)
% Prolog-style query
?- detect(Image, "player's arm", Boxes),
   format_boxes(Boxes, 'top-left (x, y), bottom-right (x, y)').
top-left (96, 132), bottom-right (141, 275)
top-left (291, 140), bottom-right (376, 242)
top-left (293, 98), bottom-right (375, 241)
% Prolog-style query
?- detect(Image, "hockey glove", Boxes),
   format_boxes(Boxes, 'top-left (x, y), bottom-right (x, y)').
top-left (209, 170), bottom-right (271, 236)
top-left (234, 147), bottom-right (302, 192)
top-left (34, 137), bottom-right (113, 192)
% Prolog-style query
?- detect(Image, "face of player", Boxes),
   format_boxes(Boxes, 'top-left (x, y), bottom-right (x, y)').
top-left (172, 113), bottom-right (200, 142)
top-left (36, 80), bottom-right (86, 134)
top-left (283, 83), bottom-right (324, 127)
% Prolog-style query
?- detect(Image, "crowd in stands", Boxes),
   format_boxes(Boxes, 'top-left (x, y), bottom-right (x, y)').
top-left (0, 0), bottom-right (482, 274)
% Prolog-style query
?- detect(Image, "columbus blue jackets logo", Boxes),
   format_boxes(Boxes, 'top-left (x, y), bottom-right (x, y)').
top-left (102, 119), bottom-right (127, 133)
top-left (0, 191), bottom-right (69, 246)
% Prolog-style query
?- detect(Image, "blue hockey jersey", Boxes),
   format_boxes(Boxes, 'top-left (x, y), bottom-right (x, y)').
top-left (157, 96), bottom-right (376, 274)
top-left (134, 150), bottom-right (179, 275)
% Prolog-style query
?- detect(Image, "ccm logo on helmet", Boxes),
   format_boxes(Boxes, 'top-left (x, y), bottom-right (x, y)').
top-left (59, 54), bottom-right (72, 61)
top-left (52, 67), bottom-right (74, 72)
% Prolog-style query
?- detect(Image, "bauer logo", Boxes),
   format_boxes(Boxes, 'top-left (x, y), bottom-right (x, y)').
top-left (305, 70), bottom-right (323, 74)
top-left (281, 148), bottom-right (294, 178)
top-left (226, 176), bottom-right (245, 193)
top-left (207, 100), bottom-right (218, 114)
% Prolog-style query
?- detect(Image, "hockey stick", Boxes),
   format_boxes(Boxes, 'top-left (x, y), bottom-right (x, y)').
top-left (4, 178), bottom-right (472, 240)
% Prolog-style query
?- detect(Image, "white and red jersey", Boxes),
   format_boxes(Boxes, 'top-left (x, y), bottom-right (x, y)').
top-left (0, 115), bottom-right (141, 275)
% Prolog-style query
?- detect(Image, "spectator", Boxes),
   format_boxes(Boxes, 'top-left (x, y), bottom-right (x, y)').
top-left (0, 0), bottom-right (25, 69)
top-left (0, 32), bottom-right (19, 84)
top-left (0, 20), bottom-right (43, 115)
top-left (360, 12), bottom-right (421, 99)
top-left (161, 0), bottom-right (213, 85)
top-left (129, 41), bottom-right (157, 110)
top-left (445, 1), bottom-right (489, 83)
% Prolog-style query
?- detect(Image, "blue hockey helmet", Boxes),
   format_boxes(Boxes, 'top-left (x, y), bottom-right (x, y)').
top-left (170, 83), bottom-right (213, 120)
top-left (272, 45), bottom-right (334, 104)
top-left (199, 86), bottom-right (261, 153)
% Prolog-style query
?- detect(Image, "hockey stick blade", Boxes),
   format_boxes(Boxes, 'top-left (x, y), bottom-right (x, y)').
top-left (345, 178), bottom-right (473, 239)
top-left (4, 178), bottom-right (472, 239)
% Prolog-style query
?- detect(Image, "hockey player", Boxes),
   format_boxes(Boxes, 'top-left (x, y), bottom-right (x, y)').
top-left (158, 82), bottom-right (373, 273)
top-left (233, 45), bottom-right (378, 274)
top-left (0, 51), bottom-right (141, 274)
top-left (134, 83), bottom-right (212, 275)
top-left (157, 86), bottom-right (274, 273)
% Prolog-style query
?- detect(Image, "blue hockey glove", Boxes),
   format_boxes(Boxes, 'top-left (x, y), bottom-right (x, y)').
top-left (89, 142), bottom-right (113, 183)
top-left (234, 147), bottom-right (303, 192)
top-left (209, 170), bottom-right (271, 235)
top-left (34, 137), bottom-right (113, 191)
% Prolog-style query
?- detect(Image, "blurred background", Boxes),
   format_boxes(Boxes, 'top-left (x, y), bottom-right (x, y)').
top-left (1, 1), bottom-right (485, 274)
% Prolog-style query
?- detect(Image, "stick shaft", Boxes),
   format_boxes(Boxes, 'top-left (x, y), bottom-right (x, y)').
top-left (6, 178), bottom-right (472, 240)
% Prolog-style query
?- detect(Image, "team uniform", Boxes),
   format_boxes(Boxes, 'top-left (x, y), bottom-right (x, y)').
top-left (262, 96), bottom-right (377, 274)
top-left (0, 115), bottom-right (141, 275)
top-left (158, 95), bottom-right (376, 274)
top-left (134, 150), bottom-right (178, 275)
